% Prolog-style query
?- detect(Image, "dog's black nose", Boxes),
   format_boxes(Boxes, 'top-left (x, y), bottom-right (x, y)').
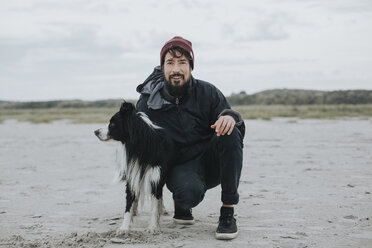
top-left (94, 129), bottom-right (100, 136)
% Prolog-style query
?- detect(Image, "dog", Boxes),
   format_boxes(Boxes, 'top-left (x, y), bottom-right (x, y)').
top-left (94, 101), bottom-right (173, 234)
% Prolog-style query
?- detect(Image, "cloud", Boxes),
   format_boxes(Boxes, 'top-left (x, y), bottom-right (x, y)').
top-left (218, 9), bottom-right (297, 44)
top-left (244, 15), bottom-right (290, 41)
top-left (0, 28), bottom-right (127, 72)
top-left (1, 0), bottom-right (372, 100)
top-left (0, 26), bottom-right (148, 100)
top-left (274, 0), bottom-right (372, 13)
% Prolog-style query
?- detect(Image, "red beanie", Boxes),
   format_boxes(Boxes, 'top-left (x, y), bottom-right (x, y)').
top-left (160, 36), bottom-right (194, 69)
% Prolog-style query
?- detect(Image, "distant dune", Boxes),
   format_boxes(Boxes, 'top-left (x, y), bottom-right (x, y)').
top-left (1, 90), bottom-right (372, 123)
top-left (227, 89), bottom-right (372, 105)
top-left (1, 89), bottom-right (372, 109)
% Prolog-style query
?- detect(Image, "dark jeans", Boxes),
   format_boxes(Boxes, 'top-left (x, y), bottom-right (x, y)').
top-left (166, 127), bottom-right (243, 210)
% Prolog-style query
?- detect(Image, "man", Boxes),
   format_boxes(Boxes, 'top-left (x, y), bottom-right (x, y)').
top-left (136, 36), bottom-right (245, 240)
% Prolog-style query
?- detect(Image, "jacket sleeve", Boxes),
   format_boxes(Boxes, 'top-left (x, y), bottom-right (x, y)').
top-left (211, 88), bottom-right (246, 138)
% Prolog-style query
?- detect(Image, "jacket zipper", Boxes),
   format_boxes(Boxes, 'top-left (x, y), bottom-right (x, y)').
top-left (175, 97), bottom-right (187, 143)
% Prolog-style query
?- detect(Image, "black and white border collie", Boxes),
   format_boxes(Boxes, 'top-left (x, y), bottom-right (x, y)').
top-left (94, 102), bottom-right (173, 234)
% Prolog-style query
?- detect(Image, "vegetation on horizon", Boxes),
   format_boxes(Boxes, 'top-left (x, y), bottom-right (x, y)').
top-left (1, 89), bottom-right (372, 110)
top-left (0, 108), bottom-right (117, 124)
top-left (227, 89), bottom-right (372, 105)
top-left (1, 89), bottom-right (372, 123)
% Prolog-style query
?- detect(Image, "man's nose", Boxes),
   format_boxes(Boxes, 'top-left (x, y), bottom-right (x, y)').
top-left (172, 63), bottom-right (180, 73)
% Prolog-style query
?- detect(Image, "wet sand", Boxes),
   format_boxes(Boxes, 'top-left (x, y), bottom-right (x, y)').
top-left (0, 118), bottom-right (371, 247)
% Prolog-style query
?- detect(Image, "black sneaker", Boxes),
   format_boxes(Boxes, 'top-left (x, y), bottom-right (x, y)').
top-left (173, 202), bottom-right (195, 225)
top-left (215, 207), bottom-right (238, 240)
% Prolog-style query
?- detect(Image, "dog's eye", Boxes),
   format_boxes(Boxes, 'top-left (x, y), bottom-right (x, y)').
top-left (109, 123), bottom-right (115, 128)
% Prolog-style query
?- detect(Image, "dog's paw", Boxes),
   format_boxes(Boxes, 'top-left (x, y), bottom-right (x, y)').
top-left (162, 209), bottom-right (169, 216)
top-left (146, 226), bottom-right (160, 234)
top-left (116, 227), bottom-right (130, 236)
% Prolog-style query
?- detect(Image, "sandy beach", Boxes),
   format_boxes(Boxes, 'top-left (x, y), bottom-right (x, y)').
top-left (0, 118), bottom-right (371, 248)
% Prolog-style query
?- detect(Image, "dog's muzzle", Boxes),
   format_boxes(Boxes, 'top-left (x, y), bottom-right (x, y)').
top-left (94, 128), bottom-right (111, 141)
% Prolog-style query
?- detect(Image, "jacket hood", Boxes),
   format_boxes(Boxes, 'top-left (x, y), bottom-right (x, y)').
top-left (136, 66), bottom-right (171, 110)
top-left (136, 66), bottom-right (195, 109)
top-left (136, 66), bottom-right (163, 94)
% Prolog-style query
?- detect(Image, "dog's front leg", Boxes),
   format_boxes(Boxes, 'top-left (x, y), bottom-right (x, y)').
top-left (116, 184), bottom-right (135, 235)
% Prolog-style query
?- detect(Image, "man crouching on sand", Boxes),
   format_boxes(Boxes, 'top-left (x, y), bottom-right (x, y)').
top-left (135, 36), bottom-right (245, 240)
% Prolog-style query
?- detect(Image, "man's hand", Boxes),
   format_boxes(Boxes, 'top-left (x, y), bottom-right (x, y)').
top-left (211, 115), bottom-right (236, 136)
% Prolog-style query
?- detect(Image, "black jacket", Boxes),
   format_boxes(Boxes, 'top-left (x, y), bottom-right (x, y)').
top-left (136, 66), bottom-right (245, 164)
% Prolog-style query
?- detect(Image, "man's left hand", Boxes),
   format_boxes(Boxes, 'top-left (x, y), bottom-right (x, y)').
top-left (211, 115), bottom-right (236, 136)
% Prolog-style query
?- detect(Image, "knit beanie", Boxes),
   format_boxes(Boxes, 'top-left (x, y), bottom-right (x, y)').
top-left (160, 36), bottom-right (194, 69)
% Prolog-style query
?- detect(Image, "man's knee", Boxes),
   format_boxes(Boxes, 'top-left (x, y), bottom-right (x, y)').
top-left (217, 126), bottom-right (243, 148)
top-left (172, 182), bottom-right (205, 210)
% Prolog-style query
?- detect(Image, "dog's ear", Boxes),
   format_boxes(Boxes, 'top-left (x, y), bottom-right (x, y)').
top-left (120, 101), bottom-right (134, 114)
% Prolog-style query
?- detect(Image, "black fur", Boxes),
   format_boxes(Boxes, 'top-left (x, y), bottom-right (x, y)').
top-left (95, 101), bottom-right (174, 232)
top-left (108, 102), bottom-right (173, 181)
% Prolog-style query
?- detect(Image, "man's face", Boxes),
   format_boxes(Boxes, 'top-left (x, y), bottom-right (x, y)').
top-left (163, 51), bottom-right (192, 87)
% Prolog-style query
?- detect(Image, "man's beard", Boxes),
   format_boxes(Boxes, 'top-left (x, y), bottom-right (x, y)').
top-left (164, 74), bottom-right (190, 98)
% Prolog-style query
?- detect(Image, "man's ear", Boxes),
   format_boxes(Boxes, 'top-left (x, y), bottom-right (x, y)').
top-left (120, 101), bottom-right (134, 114)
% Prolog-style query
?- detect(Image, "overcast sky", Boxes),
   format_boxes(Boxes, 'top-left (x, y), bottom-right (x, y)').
top-left (1, 0), bottom-right (371, 101)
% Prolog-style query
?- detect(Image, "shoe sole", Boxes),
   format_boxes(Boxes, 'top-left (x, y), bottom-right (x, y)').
top-left (173, 218), bottom-right (195, 225)
top-left (215, 231), bottom-right (239, 240)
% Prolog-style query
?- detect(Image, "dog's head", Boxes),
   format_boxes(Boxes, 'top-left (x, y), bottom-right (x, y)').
top-left (94, 101), bottom-right (135, 142)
